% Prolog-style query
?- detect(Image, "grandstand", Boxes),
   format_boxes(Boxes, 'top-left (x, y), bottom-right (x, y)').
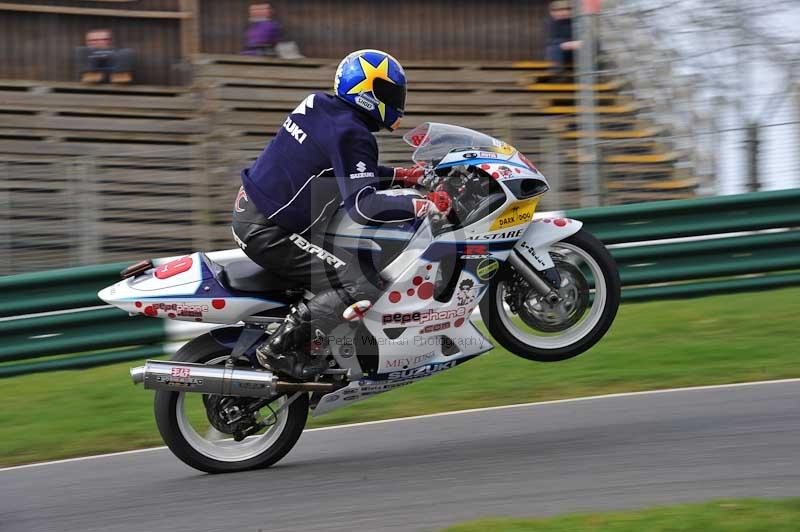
top-left (0, 0), bottom-right (698, 273)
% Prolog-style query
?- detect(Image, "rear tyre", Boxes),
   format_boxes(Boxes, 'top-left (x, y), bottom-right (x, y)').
top-left (480, 228), bottom-right (620, 362)
top-left (154, 333), bottom-right (309, 474)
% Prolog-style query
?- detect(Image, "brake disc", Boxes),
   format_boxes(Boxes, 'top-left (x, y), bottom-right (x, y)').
top-left (511, 259), bottom-right (589, 333)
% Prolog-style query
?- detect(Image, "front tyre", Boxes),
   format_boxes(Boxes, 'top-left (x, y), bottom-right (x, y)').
top-left (480, 229), bottom-right (620, 362)
top-left (154, 333), bottom-right (309, 474)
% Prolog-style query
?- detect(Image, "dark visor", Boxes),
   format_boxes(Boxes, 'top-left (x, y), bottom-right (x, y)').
top-left (373, 77), bottom-right (406, 113)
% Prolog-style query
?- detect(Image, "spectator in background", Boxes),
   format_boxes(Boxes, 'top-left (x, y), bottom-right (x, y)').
top-left (242, 3), bottom-right (282, 56)
top-left (545, 1), bottom-right (582, 78)
top-left (75, 29), bottom-right (135, 84)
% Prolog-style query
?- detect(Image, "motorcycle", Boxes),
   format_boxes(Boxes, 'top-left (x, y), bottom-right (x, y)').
top-left (100, 122), bottom-right (621, 473)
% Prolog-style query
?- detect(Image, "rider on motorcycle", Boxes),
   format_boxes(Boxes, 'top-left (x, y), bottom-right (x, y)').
top-left (232, 49), bottom-right (452, 380)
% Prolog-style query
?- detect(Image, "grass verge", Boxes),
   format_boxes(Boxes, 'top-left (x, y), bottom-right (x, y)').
top-left (441, 498), bottom-right (800, 531)
top-left (2, 286), bottom-right (799, 467)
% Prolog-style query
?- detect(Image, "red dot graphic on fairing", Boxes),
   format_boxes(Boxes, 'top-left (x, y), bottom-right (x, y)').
top-left (412, 276), bottom-right (423, 286)
top-left (135, 301), bottom-right (142, 308)
top-left (143, 306), bottom-right (157, 317)
top-left (407, 289), bottom-right (415, 296)
top-left (212, 299), bottom-right (226, 309)
top-left (168, 312), bottom-right (176, 319)
top-left (554, 218), bottom-right (567, 227)
top-left (389, 291), bottom-right (402, 303)
top-left (426, 264), bottom-right (432, 270)
top-left (417, 282), bottom-right (434, 299)
top-left (455, 317), bottom-right (465, 327)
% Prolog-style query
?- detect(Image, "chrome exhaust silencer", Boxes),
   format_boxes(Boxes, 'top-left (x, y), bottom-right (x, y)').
top-left (130, 360), bottom-right (337, 396)
top-left (130, 359), bottom-right (278, 398)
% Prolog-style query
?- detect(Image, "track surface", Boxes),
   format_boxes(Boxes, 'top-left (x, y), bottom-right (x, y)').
top-left (3, 381), bottom-right (799, 532)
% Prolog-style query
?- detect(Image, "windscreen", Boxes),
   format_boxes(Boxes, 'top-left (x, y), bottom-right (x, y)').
top-left (403, 122), bottom-right (505, 164)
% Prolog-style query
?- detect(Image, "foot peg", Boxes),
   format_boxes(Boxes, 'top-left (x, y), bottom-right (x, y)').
top-left (342, 300), bottom-right (372, 321)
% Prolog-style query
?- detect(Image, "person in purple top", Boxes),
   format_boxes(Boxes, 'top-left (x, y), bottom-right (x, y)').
top-left (242, 3), bottom-right (282, 56)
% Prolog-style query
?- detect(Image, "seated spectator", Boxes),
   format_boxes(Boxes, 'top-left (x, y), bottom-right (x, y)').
top-left (75, 29), bottom-right (135, 84)
top-left (545, 1), bottom-right (582, 78)
top-left (242, 3), bottom-right (305, 59)
top-left (242, 3), bottom-right (281, 57)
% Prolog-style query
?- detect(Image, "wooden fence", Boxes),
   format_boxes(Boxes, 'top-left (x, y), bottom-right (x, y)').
top-left (0, 53), bottom-right (696, 274)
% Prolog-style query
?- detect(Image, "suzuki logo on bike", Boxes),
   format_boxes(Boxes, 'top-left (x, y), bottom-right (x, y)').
top-left (387, 360), bottom-right (457, 381)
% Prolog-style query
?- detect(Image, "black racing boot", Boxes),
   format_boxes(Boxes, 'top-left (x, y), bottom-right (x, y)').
top-left (255, 305), bottom-right (328, 380)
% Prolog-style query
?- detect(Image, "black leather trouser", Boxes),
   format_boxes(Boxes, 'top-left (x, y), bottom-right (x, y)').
top-left (231, 189), bottom-right (382, 329)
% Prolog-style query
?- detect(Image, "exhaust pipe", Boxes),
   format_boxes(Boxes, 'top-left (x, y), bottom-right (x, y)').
top-left (130, 360), bottom-right (337, 397)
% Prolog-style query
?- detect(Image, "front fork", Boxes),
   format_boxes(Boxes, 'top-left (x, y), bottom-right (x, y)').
top-left (509, 217), bottom-right (583, 302)
top-left (507, 251), bottom-right (562, 304)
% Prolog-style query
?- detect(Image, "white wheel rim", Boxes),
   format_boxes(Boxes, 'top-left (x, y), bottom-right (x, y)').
top-left (497, 242), bottom-right (607, 349)
top-left (174, 356), bottom-right (290, 462)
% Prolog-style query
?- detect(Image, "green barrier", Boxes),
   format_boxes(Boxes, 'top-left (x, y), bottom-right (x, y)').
top-left (0, 307), bottom-right (130, 336)
top-left (0, 318), bottom-right (166, 363)
top-left (0, 344), bottom-right (167, 378)
top-left (622, 271), bottom-right (800, 302)
top-left (610, 230), bottom-right (800, 261)
top-left (619, 254), bottom-right (800, 286)
top-left (567, 188), bottom-right (800, 244)
top-left (0, 188), bottom-right (799, 377)
top-left (0, 261), bottom-right (128, 318)
top-left (0, 265), bottom-right (167, 376)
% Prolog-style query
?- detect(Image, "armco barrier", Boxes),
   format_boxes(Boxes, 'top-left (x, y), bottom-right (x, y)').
top-left (566, 187), bottom-right (800, 300)
top-left (0, 262), bottom-right (128, 318)
top-left (0, 188), bottom-right (799, 377)
top-left (0, 262), bottom-right (169, 378)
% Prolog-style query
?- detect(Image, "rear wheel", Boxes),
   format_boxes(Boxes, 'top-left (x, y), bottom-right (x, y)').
top-left (154, 333), bottom-right (309, 474)
top-left (480, 229), bottom-right (620, 362)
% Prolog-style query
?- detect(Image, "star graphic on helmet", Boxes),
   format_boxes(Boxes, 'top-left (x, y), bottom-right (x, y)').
top-left (347, 55), bottom-right (394, 120)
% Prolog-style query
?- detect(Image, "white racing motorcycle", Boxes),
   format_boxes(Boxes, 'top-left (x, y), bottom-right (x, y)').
top-left (100, 123), bottom-right (620, 473)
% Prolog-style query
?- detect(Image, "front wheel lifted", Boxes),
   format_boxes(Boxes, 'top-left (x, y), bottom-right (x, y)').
top-left (480, 228), bottom-right (621, 362)
top-left (154, 333), bottom-right (309, 474)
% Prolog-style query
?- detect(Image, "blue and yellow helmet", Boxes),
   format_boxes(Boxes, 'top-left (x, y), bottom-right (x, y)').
top-left (334, 49), bottom-right (407, 131)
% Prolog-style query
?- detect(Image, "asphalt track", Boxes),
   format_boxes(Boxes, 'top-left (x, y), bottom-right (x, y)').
top-left (3, 380), bottom-right (799, 532)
